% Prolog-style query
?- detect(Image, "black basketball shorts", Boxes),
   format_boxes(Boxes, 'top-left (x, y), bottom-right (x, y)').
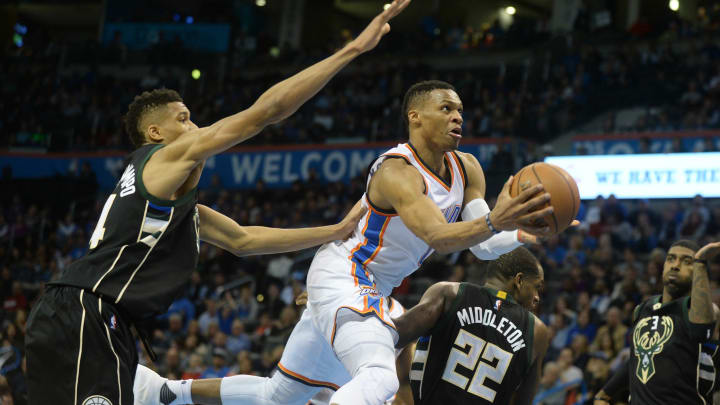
top-left (25, 286), bottom-right (138, 405)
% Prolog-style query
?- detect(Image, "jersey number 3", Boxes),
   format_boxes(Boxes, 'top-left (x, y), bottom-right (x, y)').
top-left (441, 329), bottom-right (513, 402)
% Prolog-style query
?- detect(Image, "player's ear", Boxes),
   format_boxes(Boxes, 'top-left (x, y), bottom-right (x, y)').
top-left (146, 124), bottom-right (163, 143)
top-left (407, 109), bottom-right (420, 126)
top-left (513, 272), bottom-right (524, 290)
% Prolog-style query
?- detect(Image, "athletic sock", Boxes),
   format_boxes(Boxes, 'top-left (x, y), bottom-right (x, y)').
top-left (160, 379), bottom-right (193, 405)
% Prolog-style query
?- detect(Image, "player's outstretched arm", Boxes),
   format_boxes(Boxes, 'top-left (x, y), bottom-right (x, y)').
top-left (141, 0), bottom-right (410, 200)
top-left (371, 159), bottom-right (552, 254)
top-left (511, 316), bottom-right (550, 405)
top-left (393, 282), bottom-right (459, 348)
top-left (690, 242), bottom-right (720, 326)
top-left (196, 202), bottom-right (365, 256)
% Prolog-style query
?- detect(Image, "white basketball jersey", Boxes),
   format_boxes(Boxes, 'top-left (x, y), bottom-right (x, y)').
top-left (340, 143), bottom-right (466, 296)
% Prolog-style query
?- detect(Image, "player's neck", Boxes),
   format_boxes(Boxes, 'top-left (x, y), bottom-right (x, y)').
top-left (661, 289), bottom-right (685, 304)
top-left (408, 137), bottom-right (446, 174)
top-left (484, 278), bottom-right (513, 296)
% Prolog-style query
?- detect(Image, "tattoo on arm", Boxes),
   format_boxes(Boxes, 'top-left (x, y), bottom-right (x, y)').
top-left (690, 262), bottom-right (714, 324)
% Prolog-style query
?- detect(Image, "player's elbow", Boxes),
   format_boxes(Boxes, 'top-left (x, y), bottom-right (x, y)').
top-left (231, 233), bottom-right (257, 257)
top-left (427, 237), bottom-right (453, 255)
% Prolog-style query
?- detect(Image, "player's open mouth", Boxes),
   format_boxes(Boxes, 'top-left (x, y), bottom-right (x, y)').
top-left (449, 128), bottom-right (462, 139)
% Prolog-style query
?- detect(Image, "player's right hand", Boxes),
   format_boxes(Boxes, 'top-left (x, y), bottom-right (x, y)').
top-left (349, 0), bottom-right (411, 54)
top-left (593, 400), bottom-right (611, 405)
top-left (489, 175), bottom-right (553, 236)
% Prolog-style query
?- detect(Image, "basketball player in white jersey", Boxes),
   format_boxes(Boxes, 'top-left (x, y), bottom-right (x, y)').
top-left (305, 295), bottom-right (413, 405)
top-left (148, 81), bottom-right (557, 405)
top-left (132, 295), bottom-right (413, 405)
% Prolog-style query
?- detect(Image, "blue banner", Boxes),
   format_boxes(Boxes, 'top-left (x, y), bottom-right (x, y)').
top-left (572, 132), bottom-right (720, 155)
top-left (1, 140), bottom-right (513, 190)
top-left (102, 23), bottom-right (231, 52)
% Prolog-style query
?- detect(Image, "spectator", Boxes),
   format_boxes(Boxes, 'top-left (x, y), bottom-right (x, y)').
top-left (566, 309), bottom-right (597, 345)
top-left (201, 348), bottom-right (230, 379)
top-left (590, 306), bottom-right (627, 355)
top-left (228, 350), bottom-right (254, 376)
top-left (535, 362), bottom-right (566, 405)
top-left (198, 298), bottom-right (220, 335)
top-left (226, 319), bottom-right (251, 356)
top-left (557, 348), bottom-right (583, 386)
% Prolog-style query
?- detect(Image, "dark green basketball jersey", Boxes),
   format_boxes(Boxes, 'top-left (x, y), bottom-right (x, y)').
top-left (630, 295), bottom-right (716, 405)
top-left (51, 144), bottom-right (200, 323)
top-left (410, 283), bottom-right (535, 405)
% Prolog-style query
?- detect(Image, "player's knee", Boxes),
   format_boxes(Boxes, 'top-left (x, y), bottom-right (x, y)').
top-left (362, 365), bottom-right (399, 402)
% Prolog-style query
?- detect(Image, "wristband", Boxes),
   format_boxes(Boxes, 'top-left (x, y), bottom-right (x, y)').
top-left (695, 259), bottom-right (709, 267)
top-left (485, 213), bottom-right (501, 234)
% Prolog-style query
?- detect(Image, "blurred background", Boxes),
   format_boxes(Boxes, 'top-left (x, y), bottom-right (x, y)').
top-left (1, 0), bottom-right (720, 403)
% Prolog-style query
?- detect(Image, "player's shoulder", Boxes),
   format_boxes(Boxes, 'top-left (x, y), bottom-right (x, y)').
top-left (453, 151), bottom-right (481, 169)
top-left (425, 281), bottom-right (462, 311)
top-left (530, 313), bottom-right (550, 340)
top-left (374, 155), bottom-right (424, 187)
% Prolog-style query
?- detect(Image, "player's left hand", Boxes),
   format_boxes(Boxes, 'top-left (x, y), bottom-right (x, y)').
top-left (336, 200), bottom-right (367, 240)
top-left (696, 241), bottom-right (720, 262)
top-left (349, 0), bottom-right (411, 54)
top-left (518, 220), bottom-right (580, 244)
top-left (295, 291), bottom-right (308, 306)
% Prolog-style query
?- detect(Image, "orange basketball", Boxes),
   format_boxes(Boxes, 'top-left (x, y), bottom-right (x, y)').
top-left (509, 162), bottom-right (580, 234)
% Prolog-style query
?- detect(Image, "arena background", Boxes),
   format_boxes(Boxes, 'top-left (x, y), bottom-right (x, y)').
top-left (1, 0), bottom-right (720, 403)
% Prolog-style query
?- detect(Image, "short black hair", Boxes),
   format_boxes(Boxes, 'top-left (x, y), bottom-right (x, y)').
top-left (487, 247), bottom-right (541, 280)
top-left (124, 88), bottom-right (183, 148)
top-left (670, 239), bottom-right (699, 252)
top-left (401, 80), bottom-right (456, 128)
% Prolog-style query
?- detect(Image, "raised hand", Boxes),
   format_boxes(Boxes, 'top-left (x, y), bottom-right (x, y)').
top-left (696, 241), bottom-right (720, 262)
top-left (349, 0), bottom-right (412, 54)
top-left (519, 220), bottom-right (580, 244)
top-left (489, 176), bottom-right (554, 237)
top-left (295, 291), bottom-right (309, 306)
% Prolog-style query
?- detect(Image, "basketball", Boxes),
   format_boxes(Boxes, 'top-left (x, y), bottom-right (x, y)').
top-left (510, 162), bottom-right (580, 234)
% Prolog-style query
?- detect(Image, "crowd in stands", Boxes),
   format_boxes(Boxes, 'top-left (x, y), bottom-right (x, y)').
top-left (1, 161), bottom-right (720, 404)
top-left (4, 5), bottom-right (720, 405)
top-left (4, 12), bottom-right (720, 153)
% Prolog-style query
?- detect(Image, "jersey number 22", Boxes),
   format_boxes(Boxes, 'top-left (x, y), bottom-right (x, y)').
top-left (441, 329), bottom-right (513, 402)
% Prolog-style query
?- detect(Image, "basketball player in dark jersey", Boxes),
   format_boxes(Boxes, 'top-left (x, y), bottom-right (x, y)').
top-left (594, 239), bottom-right (720, 405)
top-left (24, 2), bottom-right (411, 404)
top-left (391, 246), bottom-right (550, 405)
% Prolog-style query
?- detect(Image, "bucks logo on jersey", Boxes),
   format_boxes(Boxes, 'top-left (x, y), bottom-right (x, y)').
top-left (633, 315), bottom-right (674, 384)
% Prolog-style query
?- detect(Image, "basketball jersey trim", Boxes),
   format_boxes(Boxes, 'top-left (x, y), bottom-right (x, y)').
top-left (330, 304), bottom-right (397, 347)
top-left (136, 144), bottom-right (197, 207)
top-left (349, 210), bottom-right (392, 280)
top-left (527, 313), bottom-right (536, 366)
top-left (276, 363), bottom-right (340, 390)
top-left (405, 143), bottom-right (454, 191)
top-left (114, 207), bottom-right (175, 304)
top-left (450, 151), bottom-right (467, 189)
top-left (364, 153), bottom-right (428, 216)
top-left (366, 196), bottom-right (398, 217)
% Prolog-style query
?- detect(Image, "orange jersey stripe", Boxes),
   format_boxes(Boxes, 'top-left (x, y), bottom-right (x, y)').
top-left (449, 151), bottom-right (466, 188)
top-left (404, 144), bottom-right (453, 191)
top-left (330, 305), bottom-right (397, 346)
top-left (277, 363), bottom-right (340, 390)
top-left (348, 212), bottom-right (372, 286)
